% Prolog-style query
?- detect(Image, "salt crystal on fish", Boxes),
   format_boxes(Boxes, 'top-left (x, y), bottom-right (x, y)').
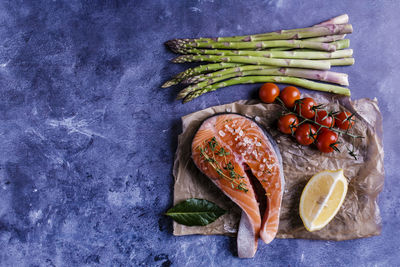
top-left (239, 130), bottom-right (244, 136)
top-left (225, 125), bottom-right (233, 133)
top-left (219, 130), bottom-right (226, 137)
top-left (256, 142), bottom-right (261, 147)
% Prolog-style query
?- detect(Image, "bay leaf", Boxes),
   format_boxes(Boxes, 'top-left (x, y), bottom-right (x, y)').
top-left (166, 198), bottom-right (226, 226)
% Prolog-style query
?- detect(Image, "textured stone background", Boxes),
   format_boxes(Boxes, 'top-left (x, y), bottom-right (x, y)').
top-left (0, 0), bottom-right (399, 266)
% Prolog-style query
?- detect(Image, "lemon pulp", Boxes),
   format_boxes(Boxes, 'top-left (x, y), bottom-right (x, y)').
top-left (299, 169), bottom-right (348, 232)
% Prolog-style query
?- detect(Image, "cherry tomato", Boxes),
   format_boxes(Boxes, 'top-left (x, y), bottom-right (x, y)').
top-left (279, 86), bottom-right (300, 108)
top-left (316, 129), bottom-right (338, 153)
top-left (295, 123), bottom-right (317, 146)
top-left (318, 127), bottom-right (331, 134)
top-left (294, 97), bottom-right (317, 119)
top-left (259, 83), bottom-right (280, 103)
top-left (315, 110), bottom-right (335, 130)
top-left (278, 114), bottom-right (299, 134)
top-left (335, 111), bottom-right (355, 130)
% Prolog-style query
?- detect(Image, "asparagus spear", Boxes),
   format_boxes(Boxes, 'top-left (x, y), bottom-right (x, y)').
top-left (166, 24), bottom-right (352, 44)
top-left (184, 66), bottom-right (349, 86)
top-left (170, 14), bottom-right (349, 45)
top-left (161, 63), bottom-right (243, 88)
top-left (184, 65), bottom-right (273, 84)
top-left (183, 76), bottom-right (350, 102)
top-left (178, 68), bottom-right (349, 99)
top-left (293, 39), bottom-right (350, 52)
top-left (265, 38), bottom-right (349, 52)
top-left (167, 39), bottom-right (337, 53)
top-left (172, 55), bottom-right (331, 70)
top-left (182, 48), bottom-right (353, 59)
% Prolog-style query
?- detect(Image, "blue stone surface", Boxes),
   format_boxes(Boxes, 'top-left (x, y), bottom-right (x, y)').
top-left (0, 0), bottom-right (399, 266)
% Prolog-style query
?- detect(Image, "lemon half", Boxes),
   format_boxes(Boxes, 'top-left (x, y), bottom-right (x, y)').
top-left (299, 169), bottom-right (348, 232)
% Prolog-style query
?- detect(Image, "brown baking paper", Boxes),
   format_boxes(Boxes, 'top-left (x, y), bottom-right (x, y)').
top-left (172, 93), bottom-right (384, 240)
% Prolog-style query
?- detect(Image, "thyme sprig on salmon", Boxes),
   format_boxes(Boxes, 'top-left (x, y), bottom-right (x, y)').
top-left (198, 137), bottom-right (248, 193)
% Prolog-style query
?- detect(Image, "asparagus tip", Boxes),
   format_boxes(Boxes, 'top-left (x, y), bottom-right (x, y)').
top-left (176, 94), bottom-right (185, 100)
top-left (161, 81), bottom-right (174, 88)
top-left (165, 39), bottom-right (189, 53)
top-left (164, 39), bottom-right (177, 53)
top-left (182, 95), bottom-right (193, 103)
top-left (171, 55), bottom-right (190, 63)
top-left (176, 89), bottom-right (189, 99)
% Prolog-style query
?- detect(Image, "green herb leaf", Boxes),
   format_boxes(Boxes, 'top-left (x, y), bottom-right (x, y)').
top-left (165, 198), bottom-right (226, 226)
top-left (218, 147), bottom-right (228, 156)
top-left (208, 137), bottom-right (218, 151)
top-left (224, 162), bottom-right (234, 170)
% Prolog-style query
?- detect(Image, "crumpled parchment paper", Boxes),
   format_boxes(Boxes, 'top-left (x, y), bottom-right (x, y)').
top-left (172, 93), bottom-right (384, 240)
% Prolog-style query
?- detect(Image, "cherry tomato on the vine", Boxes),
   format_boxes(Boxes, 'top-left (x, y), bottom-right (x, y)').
top-left (295, 123), bottom-right (317, 146)
top-left (335, 111), bottom-right (355, 130)
top-left (315, 110), bottom-right (335, 130)
top-left (316, 129), bottom-right (338, 153)
top-left (259, 83), bottom-right (280, 103)
top-left (279, 86), bottom-right (300, 108)
top-left (294, 97), bottom-right (317, 119)
top-left (277, 114), bottom-right (299, 134)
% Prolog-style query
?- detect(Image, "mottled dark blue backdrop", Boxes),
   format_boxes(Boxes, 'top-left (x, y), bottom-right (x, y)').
top-left (0, 1), bottom-right (399, 266)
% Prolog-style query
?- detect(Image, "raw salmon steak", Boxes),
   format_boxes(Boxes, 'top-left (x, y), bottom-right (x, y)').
top-left (191, 113), bottom-right (285, 257)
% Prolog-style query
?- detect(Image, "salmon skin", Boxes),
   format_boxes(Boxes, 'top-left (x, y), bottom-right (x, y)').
top-left (191, 113), bottom-right (285, 257)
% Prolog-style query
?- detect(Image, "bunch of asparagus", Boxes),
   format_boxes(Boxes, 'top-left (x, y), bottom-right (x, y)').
top-left (163, 14), bottom-right (354, 103)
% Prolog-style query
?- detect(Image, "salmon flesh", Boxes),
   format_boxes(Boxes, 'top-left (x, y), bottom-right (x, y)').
top-left (191, 114), bottom-right (285, 258)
